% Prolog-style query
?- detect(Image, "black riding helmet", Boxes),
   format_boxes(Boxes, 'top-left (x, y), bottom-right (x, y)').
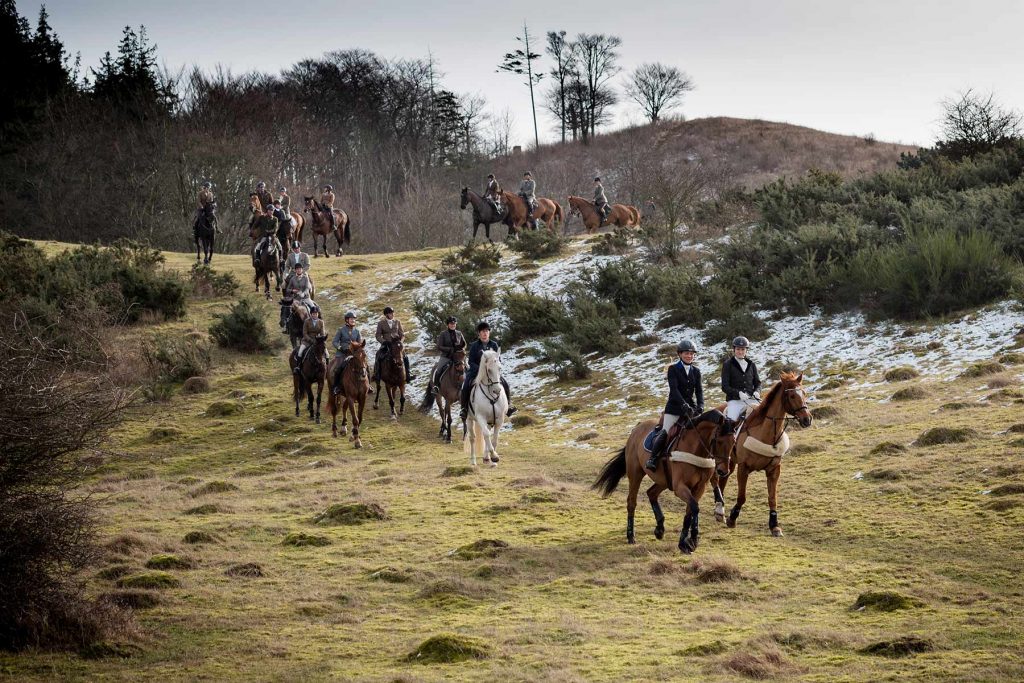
top-left (344, 311), bottom-right (356, 320)
top-left (732, 336), bottom-right (750, 348)
top-left (476, 321), bottom-right (490, 332)
top-left (383, 306), bottom-right (394, 315)
top-left (677, 340), bottom-right (697, 353)
top-left (291, 241), bottom-right (300, 249)
top-left (446, 316), bottom-right (458, 325)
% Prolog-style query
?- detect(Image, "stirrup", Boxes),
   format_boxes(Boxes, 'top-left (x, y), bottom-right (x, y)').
top-left (645, 454), bottom-right (659, 471)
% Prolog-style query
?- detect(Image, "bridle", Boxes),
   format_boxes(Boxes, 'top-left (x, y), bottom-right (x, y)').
top-left (761, 387), bottom-right (810, 447)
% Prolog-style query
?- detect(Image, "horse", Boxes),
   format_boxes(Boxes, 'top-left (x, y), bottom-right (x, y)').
top-left (418, 348), bottom-right (467, 443)
top-left (327, 340), bottom-right (370, 447)
top-left (460, 187), bottom-right (511, 242)
top-left (193, 205), bottom-right (216, 265)
top-left (302, 196), bottom-right (350, 257)
top-left (254, 242), bottom-right (282, 299)
top-left (280, 299), bottom-right (308, 350)
top-left (535, 197), bottom-right (564, 232)
top-left (499, 191), bottom-right (528, 237)
top-left (567, 196), bottom-right (636, 233)
top-left (593, 414), bottom-right (734, 553)
top-left (289, 333), bottom-right (328, 423)
top-left (373, 339), bottom-right (406, 419)
top-left (625, 205), bottom-right (642, 227)
top-left (715, 372), bottom-right (812, 537)
top-left (462, 350), bottom-right (508, 467)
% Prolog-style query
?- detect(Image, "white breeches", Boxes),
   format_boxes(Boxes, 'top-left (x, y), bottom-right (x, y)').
top-left (726, 398), bottom-right (759, 421)
top-left (662, 413), bottom-right (681, 431)
top-left (298, 342), bottom-right (309, 356)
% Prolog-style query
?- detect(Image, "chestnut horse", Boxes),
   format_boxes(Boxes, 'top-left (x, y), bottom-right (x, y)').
top-left (713, 372), bottom-right (812, 537)
top-left (418, 348), bottom-right (467, 443)
top-left (503, 194), bottom-right (564, 232)
top-left (302, 196), bottom-right (351, 257)
top-left (289, 333), bottom-right (327, 423)
top-left (328, 340), bottom-right (370, 447)
top-left (567, 196), bottom-right (636, 232)
top-left (373, 339), bottom-right (406, 419)
top-left (594, 414), bottom-right (734, 553)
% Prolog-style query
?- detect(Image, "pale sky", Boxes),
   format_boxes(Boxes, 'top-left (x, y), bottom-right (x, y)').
top-left (33, 0), bottom-right (1024, 148)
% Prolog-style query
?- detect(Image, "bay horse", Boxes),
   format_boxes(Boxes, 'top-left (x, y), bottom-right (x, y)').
top-left (373, 339), bottom-right (406, 419)
top-left (594, 414), bottom-right (734, 553)
top-left (302, 196), bottom-right (350, 257)
top-left (280, 299), bottom-right (307, 350)
top-left (194, 205), bottom-right (216, 264)
top-left (716, 372), bottom-right (812, 537)
top-left (460, 187), bottom-right (510, 242)
top-left (463, 350), bottom-right (507, 467)
top-left (503, 194), bottom-right (564, 232)
top-left (418, 348), bottom-right (467, 443)
top-left (289, 333), bottom-right (328, 423)
top-left (254, 243), bottom-right (281, 299)
top-left (567, 196), bottom-right (636, 233)
top-left (328, 341), bottom-right (369, 447)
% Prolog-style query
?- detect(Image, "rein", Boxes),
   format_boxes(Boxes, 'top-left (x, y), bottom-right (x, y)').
top-left (742, 388), bottom-right (807, 448)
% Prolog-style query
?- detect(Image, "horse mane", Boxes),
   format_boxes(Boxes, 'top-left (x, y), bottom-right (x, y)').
top-left (473, 350), bottom-right (499, 386)
top-left (746, 372), bottom-right (800, 425)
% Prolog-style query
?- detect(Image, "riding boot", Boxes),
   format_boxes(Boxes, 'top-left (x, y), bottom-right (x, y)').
top-left (403, 354), bottom-right (415, 381)
top-left (645, 429), bottom-right (668, 471)
top-left (459, 382), bottom-right (471, 420)
top-left (331, 362), bottom-right (343, 394)
top-left (500, 377), bottom-right (517, 416)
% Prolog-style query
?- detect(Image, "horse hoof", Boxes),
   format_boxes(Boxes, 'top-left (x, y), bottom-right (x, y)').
top-left (726, 518), bottom-right (737, 529)
top-left (315, 417), bottom-right (321, 424)
top-left (654, 526), bottom-right (665, 540)
top-left (627, 537), bottom-right (636, 545)
top-left (771, 527), bottom-right (784, 538)
top-left (678, 542), bottom-right (693, 555)
top-left (390, 415), bottom-right (397, 422)
top-left (715, 513), bottom-right (725, 523)
top-left (354, 440), bottom-right (362, 449)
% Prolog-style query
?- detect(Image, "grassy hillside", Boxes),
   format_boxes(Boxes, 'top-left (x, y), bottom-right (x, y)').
top-left (2, 240), bottom-right (1023, 682)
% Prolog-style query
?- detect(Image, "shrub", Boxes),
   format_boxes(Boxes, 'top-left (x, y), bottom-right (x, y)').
top-left (564, 294), bottom-right (626, 355)
top-left (502, 290), bottom-right (569, 343)
top-left (209, 299), bottom-right (272, 353)
top-left (406, 634), bottom-right (490, 663)
top-left (590, 226), bottom-right (632, 255)
top-left (960, 360), bottom-right (1006, 378)
top-left (702, 309), bottom-right (770, 346)
top-left (542, 340), bottom-right (591, 381)
top-left (885, 366), bottom-right (920, 382)
top-left (413, 287), bottom-right (476, 342)
top-left (143, 333), bottom-right (212, 383)
top-left (313, 502), bottom-right (389, 525)
top-left (448, 273), bottom-right (495, 311)
top-left (437, 241), bottom-right (501, 277)
top-left (914, 427), bottom-right (977, 446)
top-left (189, 264), bottom-right (239, 298)
top-left (181, 376), bottom-right (210, 394)
top-left (506, 229), bottom-right (567, 259)
top-left (853, 590), bottom-right (923, 612)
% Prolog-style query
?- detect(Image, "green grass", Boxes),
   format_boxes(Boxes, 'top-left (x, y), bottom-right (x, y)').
top-left (4, 243), bottom-right (1023, 682)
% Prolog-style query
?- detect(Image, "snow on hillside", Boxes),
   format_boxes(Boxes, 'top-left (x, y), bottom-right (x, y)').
top-left (408, 240), bottom-right (1022, 422)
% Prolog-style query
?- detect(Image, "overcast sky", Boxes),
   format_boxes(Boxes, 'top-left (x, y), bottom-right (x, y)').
top-left (32, 0), bottom-right (1024, 148)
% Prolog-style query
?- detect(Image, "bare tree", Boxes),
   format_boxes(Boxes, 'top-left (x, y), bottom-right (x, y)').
top-left (485, 107), bottom-right (515, 157)
top-left (940, 89), bottom-right (1022, 156)
top-left (639, 153), bottom-right (724, 264)
top-left (545, 30), bottom-right (574, 143)
top-left (625, 63), bottom-right (695, 123)
top-left (497, 23), bottom-right (543, 148)
top-left (570, 33), bottom-right (621, 141)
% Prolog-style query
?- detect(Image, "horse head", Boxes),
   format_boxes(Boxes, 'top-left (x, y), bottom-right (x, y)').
top-left (452, 348), bottom-right (467, 381)
top-left (712, 420), bottom-right (734, 479)
top-left (779, 372), bottom-right (812, 428)
top-left (302, 196), bottom-right (315, 213)
top-left (249, 193), bottom-right (261, 214)
top-left (476, 349), bottom-right (501, 385)
top-left (460, 187), bottom-right (469, 210)
top-left (349, 340), bottom-right (369, 380)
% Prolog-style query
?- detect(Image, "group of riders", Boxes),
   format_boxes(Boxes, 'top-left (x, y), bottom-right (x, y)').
top-left (484, 171), bottom-right (613, 227)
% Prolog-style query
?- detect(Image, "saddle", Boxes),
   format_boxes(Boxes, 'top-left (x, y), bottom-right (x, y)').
top-left (643, 421), bottom-right (685, 454)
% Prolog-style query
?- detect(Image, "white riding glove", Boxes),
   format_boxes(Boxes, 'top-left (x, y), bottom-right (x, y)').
top-left (738, 392), bottom-right (749, 401)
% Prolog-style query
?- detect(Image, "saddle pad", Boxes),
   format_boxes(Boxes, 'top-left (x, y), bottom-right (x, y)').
top-left (642, 427), bottom-right (659, 453)
top-left (743, 432), bottom-right (791, 458)
top-left (669, 451), bottom-right (715, 468)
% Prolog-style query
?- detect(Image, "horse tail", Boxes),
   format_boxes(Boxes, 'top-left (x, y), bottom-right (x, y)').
top-left (593, 447), bottom-right (628, 497)
top-left (554, 202), bottom-right (564, 229)
top-left (343, 214), bottom-right (352, 245)
top-left (418, 386), bottom-right (434, 414)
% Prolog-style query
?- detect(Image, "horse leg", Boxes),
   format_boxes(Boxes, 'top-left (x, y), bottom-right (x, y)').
top-left (625, 456), bottom-right (644, 544)
top-left (306, 383), bottom-right (314, 420)
top-left (331, 397), bottom-right (339, 438)
top-left (398, 383), bottom-right (405, 416)
top-left (767, 462), bottom-right (783, 537)
top-left (314, 380), bottom-right (323, 424)
top-left (727, 464), bottom-right (749, 529)
top-left (675, 486), bottom-right (697, 554)
top-left (646, 482), bottom-right (667, 540)
top-left (340, 397), bottom-right (349, 436)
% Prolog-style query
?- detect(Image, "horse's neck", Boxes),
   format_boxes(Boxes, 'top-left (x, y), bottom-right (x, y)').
top-left (747, 393), bottom-right (785, 439)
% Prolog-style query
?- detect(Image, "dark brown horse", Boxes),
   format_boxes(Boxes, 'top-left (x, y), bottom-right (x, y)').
top-left (567, 196), bottom-right (636, 233)
top-left (461, 187), bottom-right (511, 242)
top-left (280, 300), bottom-right (308, 350)
top-left (302, 196), bottom-right (350, 257)
top-left (716, 372), bottom-right (812, 537)
top-left (418, 348), bottom-right (467, 443)
top-left (328, 340), bottom-right (369, 447)
top-left (373, 339), bottom-right (406, 419)
top-left (594, 415), bottom-right (734, 553)
top-left (194, 204), bottom-right (216, 265)
top-left (254, 242), bottom-right (281, 299)
top-left (289, 334), bottom-right (327, 423)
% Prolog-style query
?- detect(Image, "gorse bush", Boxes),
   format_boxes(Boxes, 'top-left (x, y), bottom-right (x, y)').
top-left (209, 299), bottom-right (272, 353)
top-left (448, 273), bottom-right (495, 312)
top-left (563, 295), bottom-right (627, 355)
top-left (437, 241), bottom-right (501, 277)
top-left (143, 333), bottom-right (212, 383)
top-left (189, 264), bottom-right (239, 298)
top-left (506, 229), bottom-right (567, 260)
top-left (502, 291), bottom-right (569, 343)
top-left (413, 288), bottom-right (477, 342)
top-left (590, 226), bottom-right (632, 255)
top-left (541, 340), bottom-right (591, 381)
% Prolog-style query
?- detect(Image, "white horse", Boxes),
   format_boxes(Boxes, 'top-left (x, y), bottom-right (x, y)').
top-left (463, 350), bottom-right (508, 467)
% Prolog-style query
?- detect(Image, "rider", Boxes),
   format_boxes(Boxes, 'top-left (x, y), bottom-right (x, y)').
top-left (374, 306), bottom-right (415, 382)
top-left (283, 262), bottom-right (316, 314)
top-left (484, 174), bottom-right (503, 213)
top-left (722, 336), bottom-right (762, 422)
top-left (519, 171), bottom-right (537, 228)
top-left (331, 311), bottom-right (370, 395)
top-left (278, 186), bottom-right (292, 213)
top-left (294, 307), bottom-right (325, 373)
top-left (285, 241), bottom-right (310, 277)
top-left (254, 181), bottom-right (274, 212)
top-left (253, 204), bottom-right (282, 267)
top-left (320, 184), bottom-right (336, 208)
top-left (593, 176), bottom-right (611, 222)
top-left (646, 340), bottom-right (704, 471)
top-left (195, 181), bottom-right (218, 235)
top-left (272, 199), bottom-right (292, 243)
top-left (429, 316), bottom-right (467, 395)
top-left (459, 321), bottom-right (516, 421)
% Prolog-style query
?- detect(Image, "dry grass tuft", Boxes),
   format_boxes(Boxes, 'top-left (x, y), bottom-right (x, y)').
top-left (884, 367), bottom-right (920, 382)
top-left (313, 502), bottom-right (389, 526)
top-left (405, 633), bottom-right (490, 664)
top-left (891, 386), bottom-right (927, 401)
top-left (721, 640), bottom-right (791, 679)
top-left (688, 558), bottom-right (744, 583)
top-left (914, 427), bottom-right (977, 446)
top-left (853, 590), bottom-right (923, 612)
top-left (860, 635), bottom-right (934, 657)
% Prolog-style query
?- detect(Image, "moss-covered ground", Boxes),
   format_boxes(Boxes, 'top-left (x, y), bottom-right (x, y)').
top-left (2, 242), bottom-right (1022, 681)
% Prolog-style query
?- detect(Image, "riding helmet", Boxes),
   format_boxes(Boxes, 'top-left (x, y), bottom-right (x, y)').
top-left (487, 174), bottom-right (494, 179)
top-left (291, 241), bottom-right (300, 249)
top-left (677, 340), bottom-right (697, 353)
top-left (383, 306), bottom-right (394, 315)
top-left (594, 176), bottom-right (601, 182)
top-left (279, 186), bottom-right (287, 192)
top-left (732, 336), bottom-right (750, 348)
top-left (324, 184), bottom-right (334, 191)
top-left (257, 181), bottom-right (266, 189)
top-left (524, 171), bottom-right (532, 177)
top-left (476, 321), bottom-right (490, 332)
top-left (446, 316), bottom-right (458, 325)
top-left (202, 181), bottom-right (212, 188)
top-left (344, 311), bottom-right (356, 320)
